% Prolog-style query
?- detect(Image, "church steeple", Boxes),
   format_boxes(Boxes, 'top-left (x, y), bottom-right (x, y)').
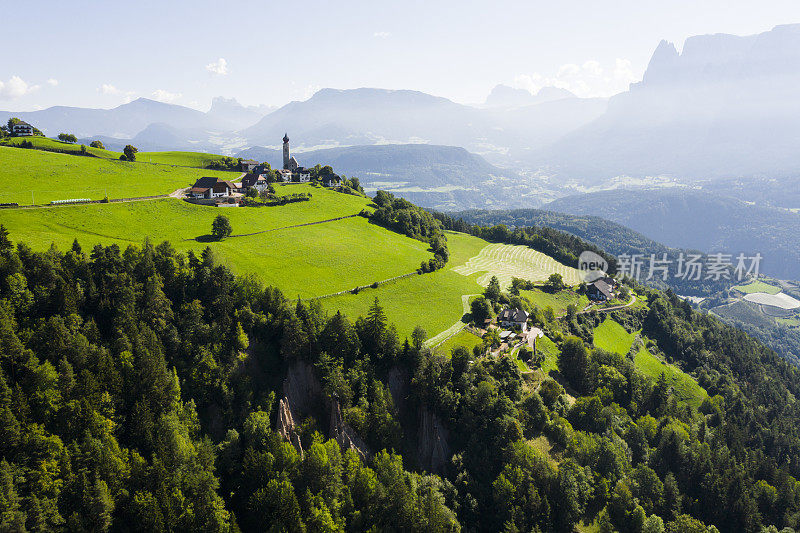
top-left (282, 133), bottom-right (291, 169)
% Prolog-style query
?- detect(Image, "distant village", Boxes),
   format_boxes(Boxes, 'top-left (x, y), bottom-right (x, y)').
top-left (186, 133), bottom-right (342, 203)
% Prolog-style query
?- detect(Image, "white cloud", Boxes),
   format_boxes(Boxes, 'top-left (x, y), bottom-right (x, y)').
top-left (205, 57), bottom-right (228, 76)
top-left (373, 31), bottom-right (390, 38)
top-left (99, 83), bottom-right (120, 95)
top-left (98, 83), bottom-right (136, 103)
top-left (515, 58), bottom-right (640, 98)
top-left (0, 76), bottom-right (35, 100)
top-left (46, 78), bottom-right (58, 86)
top-left (151, 89), bottom-right (182, 103)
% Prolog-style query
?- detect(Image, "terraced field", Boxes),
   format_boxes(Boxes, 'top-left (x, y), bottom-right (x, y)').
top-left (453, 242), bottom-right (582, 289)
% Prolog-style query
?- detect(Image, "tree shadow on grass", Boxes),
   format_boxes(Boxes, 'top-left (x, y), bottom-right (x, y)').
top-left (193, 234), bottom-right (221, 243)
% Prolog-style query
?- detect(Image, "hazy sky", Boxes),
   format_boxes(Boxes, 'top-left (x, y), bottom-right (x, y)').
top-left (3, 0), bottom-right (800, 111)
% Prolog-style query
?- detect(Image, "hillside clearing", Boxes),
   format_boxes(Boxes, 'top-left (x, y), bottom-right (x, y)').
top-left (731, 279), bottom-right (782, 295)
top-left (434, 329), bottom-right (483, 357)
top-left (743, 291), bottom-right (800, 310)
top-left (593, 318), bottom-right (707, 406)
top-left (521, 288), bottom-right (589, 316)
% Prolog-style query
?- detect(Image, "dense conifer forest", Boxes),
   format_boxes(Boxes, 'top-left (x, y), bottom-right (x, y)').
top-left (2, 224), bottom-right (800, 531)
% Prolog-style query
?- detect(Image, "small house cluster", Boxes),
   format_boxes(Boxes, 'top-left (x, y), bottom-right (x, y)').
top-left (586, 276), bottom-right (617, 301)
top-left (186, 134), bottom-right (344, 203)
top-left (188, 176), bottom-right (240, 200)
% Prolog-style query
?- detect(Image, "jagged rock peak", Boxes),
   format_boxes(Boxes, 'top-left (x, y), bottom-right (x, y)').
top-left (329, 398), bottom-right (370, 460)
top-left (277, 397), bottom-right (303, 457)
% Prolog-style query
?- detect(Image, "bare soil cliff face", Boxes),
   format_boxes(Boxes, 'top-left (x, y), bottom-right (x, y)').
top-left (282, 361), bottom-right (322, 419)
top-left (417, 406), bottom-right (450, 474)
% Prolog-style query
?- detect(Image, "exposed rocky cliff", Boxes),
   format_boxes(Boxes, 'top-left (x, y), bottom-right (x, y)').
top-left (329, 399), bottom-right (370, 460)
top-left (280, 360), bottom-right (370, 458)
top-left (386, 366), bottom-right (409, 413)
top-left (282, 361), bottom-right (322, 419)
top-left (417, 406), bottom-right (450, 474)
top-left (276, 397), bottom-right (303, 457)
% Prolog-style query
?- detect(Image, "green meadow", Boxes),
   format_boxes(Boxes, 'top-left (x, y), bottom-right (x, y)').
top-left (137, 151), bottom-right (227, 168)
top-left (0, 146), bottom-right (239, 204)
top-left (731, 279), bottom-right (782, 295)
top-left (521, 288), bottom-right (589, 316)
top-left (0, 138), bottom-right (229, 169)
top-left (0, 183), bottom-right (431, 298)
top-left (0, 136), bottom-right (120, 159)
top-left (0, 147), bottom-right (619, 343)
top-left (537, 335), bottom-right (561, 374)
top-left (593, 318), bottom-right (707, 406)
top-left (322, 232), bottom-right (489, 340)
top-left (434, 329), bottom-right (483, 357)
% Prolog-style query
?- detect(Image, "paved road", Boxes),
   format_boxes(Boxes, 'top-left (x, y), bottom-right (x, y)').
top-left (557, 294), bottom-right (638, 318)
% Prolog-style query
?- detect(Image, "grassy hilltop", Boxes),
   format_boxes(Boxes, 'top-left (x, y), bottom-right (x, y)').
top-left (0, 146), bottom-right (238, 204)
top-left (0, 144), bottom-right (590, 340)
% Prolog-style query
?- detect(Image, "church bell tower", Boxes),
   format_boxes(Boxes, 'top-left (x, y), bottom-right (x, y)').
top-left (282, 133), bottom-right (290, 169)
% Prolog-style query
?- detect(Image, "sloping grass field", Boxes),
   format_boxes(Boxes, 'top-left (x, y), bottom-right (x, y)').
top-left (593, 319), bottom-right (707, 407)
top-left (0, 146), bottom-right (239, 204)
top-left (521, 288), bottom-right (589, 315)
top-left (0, 147), bottom-right (598, 344)
top-left (452, 242), bottom-right (583, 289)
top-left (0, 184), bottom-right (428, 299)
top-left (0, 136), bottom-right (120, 159)
top-left (434, 329), bottom-right (483, 357)
top-left (137, 151), bottom-right (227, 168)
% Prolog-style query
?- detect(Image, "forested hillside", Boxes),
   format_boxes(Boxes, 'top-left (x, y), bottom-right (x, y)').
top-left (2, 225), bottom-right (800, 531)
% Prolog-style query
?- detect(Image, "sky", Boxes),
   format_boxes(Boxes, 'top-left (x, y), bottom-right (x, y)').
top-left (3, 0), bottom-right (800, 111)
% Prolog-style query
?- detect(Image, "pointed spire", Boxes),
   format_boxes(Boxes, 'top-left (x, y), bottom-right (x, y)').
top-left (283, 132), bottom-right (289, 143)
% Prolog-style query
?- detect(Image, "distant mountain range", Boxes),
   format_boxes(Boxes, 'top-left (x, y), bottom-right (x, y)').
top-left (543, 188), bottom-right (800, 280)
top-left (240, 87), bottom-right (607, 164)
top-left (6, 24), bottom-right (800, 189)
top-left (0, 98), bottom-right (217, 138)
top-left (537, 23), bottom-right (800, 180)
top-left (0, 96), bottom-right (270, 151)
top-left (483, 85), bottom-right (575, 108)
top-left (236, 143), bottom-right (525, 211)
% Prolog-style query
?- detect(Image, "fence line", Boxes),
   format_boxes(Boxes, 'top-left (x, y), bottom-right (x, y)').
top-left (229, 214), bottom-right (361, 238)
top-left (0, 194), bottom-right (169, 210)
top-left (306, 270), bottom-right (422, 301)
